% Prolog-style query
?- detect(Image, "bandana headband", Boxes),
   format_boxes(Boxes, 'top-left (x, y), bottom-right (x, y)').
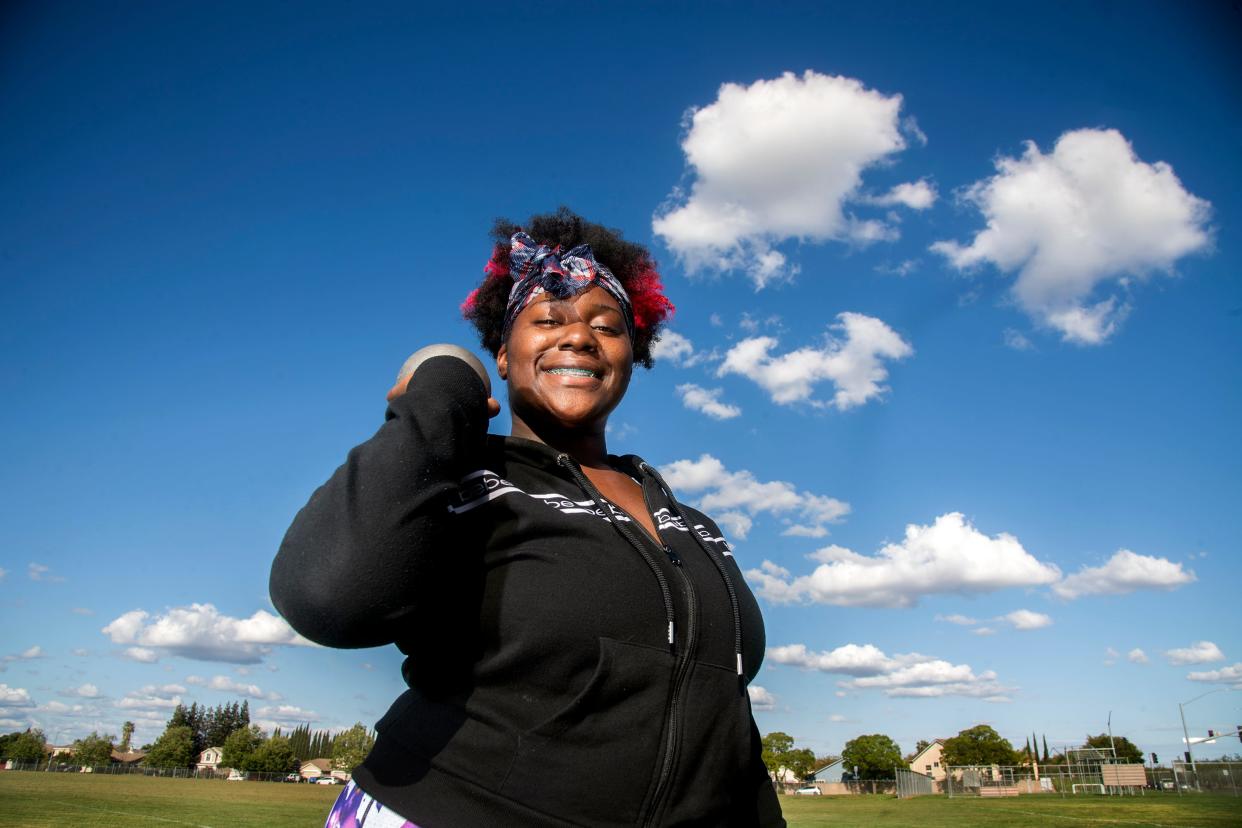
top-left (502, 232), bottom-right (635, 340)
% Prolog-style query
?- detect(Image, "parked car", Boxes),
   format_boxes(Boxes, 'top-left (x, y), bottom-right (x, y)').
top-left (316, 776), bottom-right (340, 785)
top-left (793, 786), bottom-right (822, 796)
top-left (284, 773), bottom-right (301, 783)
top-left (227, 771), bottom-right (246, 781)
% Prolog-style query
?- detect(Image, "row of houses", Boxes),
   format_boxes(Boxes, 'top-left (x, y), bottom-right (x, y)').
top-left (21, 742), bottom-right (348, 782)
top-left (195, 746), bottom-right (349, 782)
top-left (800, 739), bottom-right (947, 794)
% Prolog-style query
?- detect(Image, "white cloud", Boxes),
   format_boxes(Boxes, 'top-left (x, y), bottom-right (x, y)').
top-left (1003, 329), bottom-right (1033, 351)
top-left (748, 685), bottom-right (776, 711)
top-left (714, 512), bottom-right (754, 541)
top-left (1128, 648), bottom-right (1149, 664)
top-left (1052, 549), bottom-right (1195, 599)
top-left (71, 648), bottom-right (89, 657)
top-left (1164, 641), bottom-right (1225, 666)
top-left (718, 313), bottom-right (912, 410)
top-left (122, 647), bottom-right (159, 663)
top-left (653, 70), bottom-right (919, 287)
top-left (28, 562), bottom-right (64, 582)
top-left (1186, 663), bottom-right (1242, 688)
top-left (116, 683), bottom-right (185, 711)
top-left (676, 383), bottom-right (741, 420)
top-left (864, 180), bottom-right (937, 210)
top-left (256, 704), bottom-right (317, 723)
top-left (652, 330), bottom-right (695, 366)
top-left (0, 684), bottom-right (34, 706)
top-left (769, 642), bottom-right (1011, 699)
top-left (747, 512), bottom-right (1060, 607)
top-left (3, 646), bottom-right (43, 663)
top-left (932, 128), bottom-right (1212, 344)
top-left (1001, 609), bottom-right (1053, 630)
top-left (935, 614), bottom-right (978, 626)
top-left (185, 674), bottom-right (281, 701)
top-left (829, 714), bottom-right (848, 722)
top-left (660, 454), bottom-right (849, 539)
top-left (63, 684), bottom-right (100, 698)
top-left (1104, 647), bottom-right (1120, 666)
top-left (972, 627), bottom-right (997, 636)
top-left (102, 603), bottom-right (312, 664)
top-left (875, 259), bottom-right (919, 277)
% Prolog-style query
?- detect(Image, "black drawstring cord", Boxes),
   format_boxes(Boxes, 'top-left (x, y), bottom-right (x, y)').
top-left (639, 460), bottom-right (746, 690)
top-left (556, 454), bottom-right (678, 652)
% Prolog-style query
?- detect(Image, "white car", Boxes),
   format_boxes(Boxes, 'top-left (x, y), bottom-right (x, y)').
top-left (226, 771), bottom-right (246, 782)
top-left (316, 776), bottom-right (341, 785)
top-left (793, 785), bottom-right (822, 796)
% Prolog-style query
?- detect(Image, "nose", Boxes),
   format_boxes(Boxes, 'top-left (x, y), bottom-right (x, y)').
top-left (558, 319), bottom-right (599, 352)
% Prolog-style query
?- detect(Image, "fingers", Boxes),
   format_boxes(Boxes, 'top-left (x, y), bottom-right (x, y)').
top-left (486, 398), bottom-right (501, 419)
top-left (385, 377), bottom-right (409, 402)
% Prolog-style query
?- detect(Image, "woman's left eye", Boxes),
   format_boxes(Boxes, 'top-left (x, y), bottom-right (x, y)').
top-left (593, 324), bottom-right (620, 334)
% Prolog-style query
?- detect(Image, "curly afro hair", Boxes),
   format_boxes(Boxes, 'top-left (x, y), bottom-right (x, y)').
top-left (461, 207), bottom-right (674, 369)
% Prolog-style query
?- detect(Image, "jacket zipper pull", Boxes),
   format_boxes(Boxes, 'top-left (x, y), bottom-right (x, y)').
top-left (663, 545), bottom-right (681, 566)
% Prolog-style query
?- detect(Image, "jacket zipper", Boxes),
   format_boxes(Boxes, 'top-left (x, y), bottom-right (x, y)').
top-left (639, 519), bottom-right (698, 826)
top-left (554, 455), bottom-right (701, 826)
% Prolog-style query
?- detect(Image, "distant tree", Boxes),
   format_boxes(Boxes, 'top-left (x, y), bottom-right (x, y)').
top-left (914, 739), bottom-right (931, 755)
top-left (841, 734), bottom-right (903, 779)
top-left (144, 725), bottom-right (193, 768)
top-left (221, 725), bottom-right (265, 770)
top-left (7, 729), bottom-right (47, 764)
top-left (1085, 733), bottom-right (1144, 764)
top-left (1024, 736), bottom-right (1033, 761)
top-left (785, 747), bottom-right (816, 780)
top-left (941, 725), bottom-right (1018, 767)
top-left (1042, 734), bottom-right (1050, 763)
top-left (119, 721), bottom-right (135, 753)
top-left (761, 732), bottom-right (794, 780)
top-left (0, 731), bottom-right (20, 760)
top-left (71, 732), bottom-right (115, 767)
top-left (332, 723), bottom-right (375, 775)
top-left (245, 735), bottom-right (297, 774)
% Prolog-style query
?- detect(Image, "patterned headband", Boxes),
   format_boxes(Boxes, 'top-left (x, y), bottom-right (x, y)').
top-left (502, 232), bottom-right (635, 340)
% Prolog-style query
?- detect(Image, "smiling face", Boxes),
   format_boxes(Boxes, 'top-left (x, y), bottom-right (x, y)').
top-left (497, 285), bottom-right (634, 441)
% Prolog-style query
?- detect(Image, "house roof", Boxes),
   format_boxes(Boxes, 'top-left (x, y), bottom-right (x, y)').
top-left (111, 750), bottom-right (147, 763)
top-left (910, 739), bottom-right (945, 762)
top-left (301, 758), bottom-right (332, 772)
top-left (811, 758), bottom-right (844, 774)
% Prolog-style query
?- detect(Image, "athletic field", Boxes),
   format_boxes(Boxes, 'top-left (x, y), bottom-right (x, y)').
top-left (1, 773), bottom-right (1239, 827)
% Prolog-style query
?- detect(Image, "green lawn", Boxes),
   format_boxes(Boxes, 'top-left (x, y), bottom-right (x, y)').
top-left (0, 772), bottom-right (339, 827)
top-left (779, 792), bottom-right (1242, 827)
top-left (1, 773), bottom-right (1239, 827)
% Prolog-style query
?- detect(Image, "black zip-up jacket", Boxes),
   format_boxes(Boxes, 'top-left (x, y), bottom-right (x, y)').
top-left (271, 356), bottom-right (785, 826)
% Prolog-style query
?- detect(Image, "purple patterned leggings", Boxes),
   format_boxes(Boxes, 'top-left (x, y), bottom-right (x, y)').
top-left (325, 780), bottom-right (421, 828)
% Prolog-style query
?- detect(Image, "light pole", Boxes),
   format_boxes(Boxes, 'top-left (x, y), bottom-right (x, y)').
top-left (1179, 687), bottom-right (1228, 790)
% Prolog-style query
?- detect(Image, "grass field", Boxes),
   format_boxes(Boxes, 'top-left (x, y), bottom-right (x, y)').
top-left (0, 773), bottom-right (1239, 827)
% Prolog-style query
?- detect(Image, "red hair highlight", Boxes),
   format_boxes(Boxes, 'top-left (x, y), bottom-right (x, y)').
top-left (627, 265), bottom-right (675, 331)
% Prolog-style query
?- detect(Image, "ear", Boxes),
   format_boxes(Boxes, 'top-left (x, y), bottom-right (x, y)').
top-left (496, 344), bottom-right (508, 380)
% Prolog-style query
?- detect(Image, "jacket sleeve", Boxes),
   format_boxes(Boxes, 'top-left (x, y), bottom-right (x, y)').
top-left (269, 356), bottom-right (490, 649)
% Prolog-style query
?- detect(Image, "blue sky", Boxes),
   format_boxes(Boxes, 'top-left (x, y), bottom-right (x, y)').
top-left (2, 1), bottom-right (1240, 763)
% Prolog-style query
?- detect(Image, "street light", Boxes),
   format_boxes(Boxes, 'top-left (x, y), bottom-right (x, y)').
top-left (1179, 687), bottom-right (1229, 789)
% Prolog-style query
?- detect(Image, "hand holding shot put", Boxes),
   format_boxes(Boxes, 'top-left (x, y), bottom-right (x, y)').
top-left (386, 343), bottom-right (501, 419)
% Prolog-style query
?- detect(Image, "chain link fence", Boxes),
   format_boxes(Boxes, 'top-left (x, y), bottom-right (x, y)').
top-left (945, 762), bottom-right (1242, 797)
top-left (2, 760), bottom-right (346, 785)
top-left (894, 768), bottom-right (935, 798)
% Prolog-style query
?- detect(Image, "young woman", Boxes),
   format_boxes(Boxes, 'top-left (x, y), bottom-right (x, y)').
top-left (271, 209), bottom-right (784, 827)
